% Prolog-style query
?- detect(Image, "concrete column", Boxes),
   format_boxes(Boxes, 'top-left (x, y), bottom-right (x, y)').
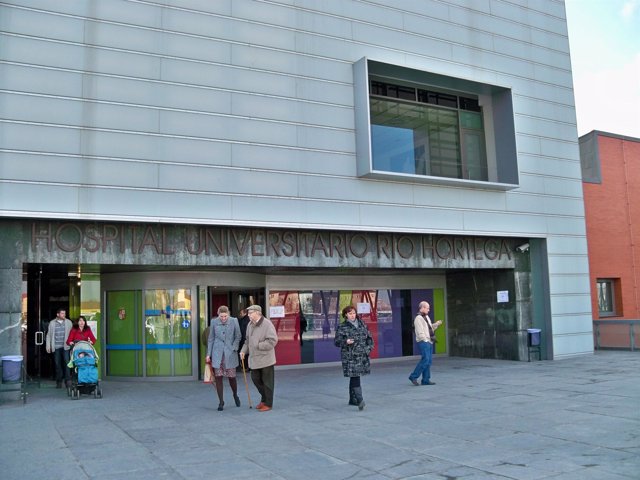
top-left (0, 268), bottom-right (23, 356)
top-left (0, 222), bottom-right (25, 356)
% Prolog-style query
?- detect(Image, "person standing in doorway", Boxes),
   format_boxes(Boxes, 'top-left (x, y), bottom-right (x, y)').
top-left (409, 301), bottom-right (442, 386)
top-left (206, 306), bottom-right (242, 411)
top-left (334, 305), bottom-right (374, 411)
top-left (240, 305), bottom-right (278, 412)
top-left (237, 308), bottom-right (250, 368)
top-left (46, 308), bottom-right (73, 388)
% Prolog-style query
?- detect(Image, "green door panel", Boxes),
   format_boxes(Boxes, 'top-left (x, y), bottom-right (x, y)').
top-left (106, 290), bottom-right (141, 376)
top-left (433, 288), bottom-right (447, 354)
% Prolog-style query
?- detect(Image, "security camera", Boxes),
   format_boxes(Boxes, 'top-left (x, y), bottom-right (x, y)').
top-left (516, 243), bottom-right (530, 253)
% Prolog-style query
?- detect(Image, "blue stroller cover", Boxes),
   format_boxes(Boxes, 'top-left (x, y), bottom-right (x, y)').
top-left (71, 341), bottom-right (99, 384)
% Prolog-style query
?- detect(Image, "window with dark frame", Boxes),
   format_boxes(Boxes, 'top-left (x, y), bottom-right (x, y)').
top-left (596, 279), bottom-right (616, 316)
top-left (369, 79), bottom-right (488, 181)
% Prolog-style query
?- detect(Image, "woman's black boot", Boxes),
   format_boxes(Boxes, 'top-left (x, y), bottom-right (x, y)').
top-left (230, 377), bottom-right (241, 406)
top-left (352, 387), bottom-right (365, 411)
top-left (348, 388), bottom-right (358, 406)
top-left (215, 376), bottom-right (224, 411)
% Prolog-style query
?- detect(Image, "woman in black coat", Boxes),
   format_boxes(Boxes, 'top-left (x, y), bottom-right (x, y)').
top-left (334, 305), bottom-right (374, 411)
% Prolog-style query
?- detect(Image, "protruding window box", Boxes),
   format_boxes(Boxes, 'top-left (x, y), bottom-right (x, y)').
top-left (354, 58), bottom-right (519, 191)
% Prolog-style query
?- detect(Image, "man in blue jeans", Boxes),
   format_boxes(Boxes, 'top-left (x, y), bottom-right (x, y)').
top-left (409, 301), bottom-right (442, 386)
top-left (45, 308), bottom-right (73, 388)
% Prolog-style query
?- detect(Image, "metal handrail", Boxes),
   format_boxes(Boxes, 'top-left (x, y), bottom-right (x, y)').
top-left (593, 320), bottom-right (639, 351)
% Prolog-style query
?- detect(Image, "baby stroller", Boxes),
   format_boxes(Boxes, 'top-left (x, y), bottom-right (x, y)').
top-left (67, 341), bottom-right (102, 399)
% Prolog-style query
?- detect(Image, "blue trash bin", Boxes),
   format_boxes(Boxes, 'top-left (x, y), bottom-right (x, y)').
top-left (1, 355), bottom-right (23, 383)
top-left (527, 328), bottom-right (541, 347)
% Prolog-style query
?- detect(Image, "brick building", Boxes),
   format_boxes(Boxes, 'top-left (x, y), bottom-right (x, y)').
top-left (580, 131), bottom-right (640, 349)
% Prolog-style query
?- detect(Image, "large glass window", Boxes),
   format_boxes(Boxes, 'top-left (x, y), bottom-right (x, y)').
top-left (370, 82), bottom-right (486, 181)
top-left (354, 58), bottom-right (519, 189)
top-left (268, 288), bottom-right (445, 366)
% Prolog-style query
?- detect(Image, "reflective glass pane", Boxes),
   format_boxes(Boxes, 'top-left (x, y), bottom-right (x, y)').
top-left (371, 124), bottom-right (419, 174)
top-left (81, 273), bottom-right (102, 369)
top-left (427, 107), bottom-right (460, 178)
top-left (267, 288), bottom-right (446, 365)
top-left (370, 98), bottom-right (462, 178)
top-left (462, 129), bottom-right (488, 181)
top-left (597, 281), bottom-right (613, 314)
top-left (268, 291), bottom-right (302, 365)
top-left (144, 289), bottom-right (192, 376)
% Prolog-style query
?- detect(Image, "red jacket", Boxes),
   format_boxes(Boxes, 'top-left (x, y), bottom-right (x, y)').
top-left (66, 327), bottom-right (96, 345)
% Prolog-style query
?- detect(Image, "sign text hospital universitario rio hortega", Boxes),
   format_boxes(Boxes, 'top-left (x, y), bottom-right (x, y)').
top-left (28, 222), bottom-right (515, 268)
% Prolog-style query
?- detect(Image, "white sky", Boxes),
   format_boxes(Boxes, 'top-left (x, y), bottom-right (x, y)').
top-left (565, 0), bottom-right (640, 138)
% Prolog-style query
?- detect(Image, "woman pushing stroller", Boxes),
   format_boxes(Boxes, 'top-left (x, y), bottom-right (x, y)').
top-left (66, 316), bottom-right (96, 346)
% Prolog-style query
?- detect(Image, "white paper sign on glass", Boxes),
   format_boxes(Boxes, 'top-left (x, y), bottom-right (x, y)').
top-left (357, 302), bottom-right (371, 314)
top-left (269, 305), bottom-right (286, 318)
top-left (497, 290), bottom-right (509, 303)
top-left (87, 320), bottom-right (98, 339)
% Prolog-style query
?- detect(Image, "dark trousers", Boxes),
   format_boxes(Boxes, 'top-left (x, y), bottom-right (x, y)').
top-left (250, 365), bottom-right (275, 407)
top-left (349, 376), bottom-right (361, 389)
top-left (53, 347), bottom-right (70, 382)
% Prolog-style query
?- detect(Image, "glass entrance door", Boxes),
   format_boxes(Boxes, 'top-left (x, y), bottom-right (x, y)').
top-left (228, 290), bottom-right (264, 316)
top-left (106, 289), bottom-right (193, 378)
top-left (144, 289), bottom-right (192, 377)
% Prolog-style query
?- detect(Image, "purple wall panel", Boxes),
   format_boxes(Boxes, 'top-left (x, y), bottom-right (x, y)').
top-left (379, 289), bottom-right (403, 358)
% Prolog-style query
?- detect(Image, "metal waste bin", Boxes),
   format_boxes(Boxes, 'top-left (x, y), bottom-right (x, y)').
top-left (1, 355), bottom-right (23, 383)
top-left (0, 355), bottom-right (27, 404)
top-left (527, 328), bottom-right (541, 346)
top-left (526, 329), bottom-right (541, 361)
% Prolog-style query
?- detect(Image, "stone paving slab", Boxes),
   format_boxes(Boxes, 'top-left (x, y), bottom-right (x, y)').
top-left (0, 351), bottom-right (638, 479)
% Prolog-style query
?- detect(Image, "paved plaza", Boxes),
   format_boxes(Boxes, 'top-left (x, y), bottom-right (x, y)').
top-left (1, 351), bottom-right (638, 479)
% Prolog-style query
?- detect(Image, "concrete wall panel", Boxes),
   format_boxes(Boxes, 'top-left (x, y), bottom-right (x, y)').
top-left (229, 144), bottom-right (355, 176)
top-left (547, 255), bottom-right (590, 275)
top-left (546, 236), bottom-right (589, 256)
top-left (550, 294), bottom-right (593, 316)
top-left (0, 154), bottom-right (159, 189)
top-left (80, 188), bottom-right (233, 221)
top-left (551, 315), bottom-right (594, 336)
top-left (0, 183), bottom-right (79, 214)
top-left (549, 274), bottom-right (591, 295)
top-left (230, 93), bottom-right (353, 129)
top-left (0, 123), bottom-right (80, 154)
top-left (0, 64), bottom-right (82, 98)
top-left (552, 332), bottom-right (594, 358)
top-left (462, 211), bottom-right (547, 235)
top-left (360, 204), bottom-right (465, 232)
top-left (0, 5), bottom-right (84, 42)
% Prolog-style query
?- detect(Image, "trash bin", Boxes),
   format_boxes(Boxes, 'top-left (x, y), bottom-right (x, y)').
top-left (527, 328), bottom-right (541, 347)
top-left (1, 355), bottom-right (23, 383)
